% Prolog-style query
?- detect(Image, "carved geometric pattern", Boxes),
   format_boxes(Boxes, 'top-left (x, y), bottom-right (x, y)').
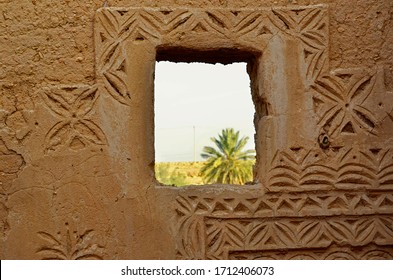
top-left (174, 149), bottom-right (393, 259)
top-left (92, 5), bottom-right (393, 261)
top-left (36, 222), bottom-right (104, 260)
top-left (267, 146), bottom-right (393, 191)
top-left (311, 68), bottom-right (389, 137)
top-left (270, 7), bottom-right (329, 82)
top-left (95, 5), bottom-right (328, 105)
top-left (205, 215), bottom-right (393, 259)
top-left (176, 192), bottom-right (393, 219)
top-left (41, 85), bottom-right (107, 152)
top-left (175, 193), bottom-right (393, 259)
top-left (229, 244), bottom-right (393, 260)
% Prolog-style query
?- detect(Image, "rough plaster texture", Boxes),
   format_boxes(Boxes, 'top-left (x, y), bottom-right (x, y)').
top-left (0, 0), bottom-right (392, 259)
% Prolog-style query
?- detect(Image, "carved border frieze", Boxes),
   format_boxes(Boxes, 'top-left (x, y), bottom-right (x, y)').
top-left (94, 5), bottom-right (329, 105)
top-left (267, 146), bottom-right (393, 192)
top-left (205, 215), bottom-right (393, 259)
top-left (176, 191), bottom-right (393, 219)
top-left (229, 244), bottom-right (393, 260)
top-left (175, 193), bottom-right (393, 259)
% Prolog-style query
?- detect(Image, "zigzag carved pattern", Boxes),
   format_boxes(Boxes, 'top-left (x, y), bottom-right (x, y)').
top-left (175, 192), bottom-right (393, 259)
top-left (267, 147), bottom-right (393, 191)
top-left (175, 192), bottom-right (393, 219)
top-left (95, 6), bottom-right (328, 105)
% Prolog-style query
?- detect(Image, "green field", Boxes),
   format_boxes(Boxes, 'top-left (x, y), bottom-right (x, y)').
top-left (155, 160), bottom-right (255, 187)
top-left (155, 161), bottom-right (205, 186)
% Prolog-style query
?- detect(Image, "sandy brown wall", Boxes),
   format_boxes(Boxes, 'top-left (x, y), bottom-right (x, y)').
top-left (0, 1), bottom-right (392, 86)
top-left (0, 0), bottom-right (392, 259)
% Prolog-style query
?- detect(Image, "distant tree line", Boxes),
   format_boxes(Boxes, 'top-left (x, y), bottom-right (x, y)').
top-left (156, 128), bottom-right (255, 186)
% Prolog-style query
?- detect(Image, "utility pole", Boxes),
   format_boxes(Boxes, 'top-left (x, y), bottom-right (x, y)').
top-left (193, 125), bottom-right (196, 162)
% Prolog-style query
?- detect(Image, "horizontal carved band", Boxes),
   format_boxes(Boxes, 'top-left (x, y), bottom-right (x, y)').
top-left (176, 191), bottom-right (393, 219)
top-left (176, 193), bottom-right (393, 259)
top-left (267, 146), bottom-right (393, 191)
top-left (229, 244), bottom-right (393, 260)
top-left (175, 215), bottom-right (393, 260)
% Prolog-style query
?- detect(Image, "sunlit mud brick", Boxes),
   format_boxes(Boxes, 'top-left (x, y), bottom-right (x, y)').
top-left (0, 0), bottom-right (392, 259)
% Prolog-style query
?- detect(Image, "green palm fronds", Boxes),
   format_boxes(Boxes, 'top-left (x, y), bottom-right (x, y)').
top-left (201, 128), bottom-right (255, 185)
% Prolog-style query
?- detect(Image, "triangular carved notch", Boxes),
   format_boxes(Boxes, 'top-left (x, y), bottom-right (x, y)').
top-left (342, 122), bottom-right (355, 133)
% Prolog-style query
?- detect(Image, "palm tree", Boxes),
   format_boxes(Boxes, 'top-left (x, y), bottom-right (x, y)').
top-left (200, 128), bottom-right (255, 185)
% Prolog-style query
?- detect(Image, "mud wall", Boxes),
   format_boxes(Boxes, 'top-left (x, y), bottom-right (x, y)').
top-left (0, 0), bottom-right (392, 259)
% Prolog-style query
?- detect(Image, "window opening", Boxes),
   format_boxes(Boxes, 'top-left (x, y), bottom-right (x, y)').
top-left (154, 61), bottom-right (256, 186)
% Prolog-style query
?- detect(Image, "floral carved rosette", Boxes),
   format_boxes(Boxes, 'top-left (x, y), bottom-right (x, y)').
top-left (41, 85), bottom-right (106, 152)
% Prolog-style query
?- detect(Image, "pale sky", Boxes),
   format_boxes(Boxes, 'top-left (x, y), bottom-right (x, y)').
top-left (154, 61), bottom-right (255, 162)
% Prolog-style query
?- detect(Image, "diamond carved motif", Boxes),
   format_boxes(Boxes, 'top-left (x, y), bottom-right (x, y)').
top-left (311, 68), bottom-right (391, 137)
top-left (41, 85), bottom-right (107, 152)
